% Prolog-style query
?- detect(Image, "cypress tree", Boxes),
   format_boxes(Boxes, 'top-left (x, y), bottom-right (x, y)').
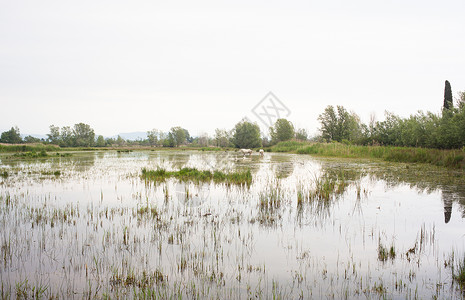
top-left (444, 80), bottom-right (453, 110)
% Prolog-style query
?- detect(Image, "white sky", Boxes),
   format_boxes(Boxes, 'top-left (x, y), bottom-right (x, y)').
top-left (1, 0), bottom-right (464, 137)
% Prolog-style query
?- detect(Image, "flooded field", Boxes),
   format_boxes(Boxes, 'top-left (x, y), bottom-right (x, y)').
top-left (1, 150), bottom-right (465, 299)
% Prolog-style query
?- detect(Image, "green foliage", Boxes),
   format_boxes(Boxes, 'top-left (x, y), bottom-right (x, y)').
top-left (73, 123), bottom-right (95, 147)
top-left (454, 254), bottom-right (465, 290)
top-left (214, 129), bottom-right (232, 147)
top-left (146, 129), bottom-right (159, 146)
top-left (96, 135), bottom-right (106, 147)
top-left (23, 136), bottom-right (42, 143)
top-left (295, 128), bottom-right (308, 141)
top-left (46, 123), bottom-right (95, 147)
top-left (169, 127), bottom-right (188, 147)
top-left (270, 119), bottom-right (295, 144)
top-left (10, 150), bottom-right (48, 159)
top-left (317, 91), bottom-right (465, 150)
top-left (232, 119), bottom-right (262, 149)
top-left (47, 125), bottom-right (60, 144)
top-left (0, 127), bottom-right (22, 144)
top-left (318, 106), bottom-right (360, 142)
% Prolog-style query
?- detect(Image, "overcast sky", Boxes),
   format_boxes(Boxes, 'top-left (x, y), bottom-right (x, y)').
top-left (1, 0), bottom-right (464, 137)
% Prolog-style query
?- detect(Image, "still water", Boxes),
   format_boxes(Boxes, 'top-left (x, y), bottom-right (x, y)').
top-left (0, 150), bottom-right (464, 299)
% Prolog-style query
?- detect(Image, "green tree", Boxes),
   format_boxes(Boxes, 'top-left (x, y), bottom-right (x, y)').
top-left (73, 123), bottom-right (95, 147)
top-left (214, 129), bottom-right (231, 147)
top-left (318, 106), bottom-right (338, 141)
top-left (318, 106), bottom-right (360, 142)
top-left (457, 91), bottom-right (465, 110)
top-left (295, 128), bottom-right (308, 141)
top-left (184, 129), bottom-right (192, 143)
top-left (232, 119), bottom-right (261, 148)
top-left (147, 129), bottom-right (159, 146)
top-left (444, 80), bottom-right (453, 110)
top-left (47, 125), bottom-right (61, 144)
top-left (24, 135), bottom-right (42, 143)
top-left (270, 119), bottom-right (295, 144)
top-left (372, 111), bottom-right (402, 146)
top-left (116, 135), bottom-right (126, 146)
top-left (170, 127), bottom-right (187, 146)
top-left (0, 127), bottom-right (22, 144)
top-left (60, 126), bottom-right (74, 147)
top-left (96, 135), bottom-right (106, 147)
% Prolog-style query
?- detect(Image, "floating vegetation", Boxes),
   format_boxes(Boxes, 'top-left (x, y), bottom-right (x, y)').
top-left (55, 152), bottom-right (72, 157)
top-left (117, 149), bottom-right (132, 153)
top-left (9, 150), bottom-right (48, 159)
top-left (141, 167), bottom-right (252, 185)
top-left (40, 170), bottom-right (61, 176)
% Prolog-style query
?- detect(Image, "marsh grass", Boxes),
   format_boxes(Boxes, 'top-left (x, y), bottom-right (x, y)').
top-left (141, 167), bottom-right (252, 185)
top-left (309, 174), bottom-right (348, 201)
top-left (0, 144), bottom-right (59, 153)
top-left (10, 150), bottom-right (48, 159)
top-left (255, 180), bottom-right (285, 226)
top-left (378, 240), bottom-right (396, 262)
top-left (259, 180), bottom-right (283, 211)
top-left (453, 254), bottom-right (465, 290)
top-left (40, 170), bottom-right (61, 176)
top-left (267, 141), bottom-right (308, 152)
top-left (136, 205), bottom-right (159, 219)
top-left (270, 141), bottom-right (465, 169)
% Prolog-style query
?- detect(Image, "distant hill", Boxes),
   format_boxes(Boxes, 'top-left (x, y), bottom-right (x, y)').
top-left (19, 132), bottom-right (149, 142)
top-left (112, 132), bottom-right (148, 141)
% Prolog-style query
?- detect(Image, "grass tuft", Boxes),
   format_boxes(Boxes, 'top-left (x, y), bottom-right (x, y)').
top-left (141, 167), bottom-right (252, 185)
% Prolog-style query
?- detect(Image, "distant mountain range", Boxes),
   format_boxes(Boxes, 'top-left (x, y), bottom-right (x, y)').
top-left (110, 132), bottom-right (148, 141)
top-left (21, 132), bottom-right (149, 141)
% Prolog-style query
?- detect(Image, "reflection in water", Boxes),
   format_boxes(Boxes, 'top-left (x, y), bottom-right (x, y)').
top-left (317, 159), bottom-right (465, 224)
top-left (442, 191), bottom-right (453, 223)
top-left (270, 154), bottom-right (295, 178)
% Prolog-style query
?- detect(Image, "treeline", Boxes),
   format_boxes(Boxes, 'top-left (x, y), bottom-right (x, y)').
top-left (0, 118), bottom-right (307, 149)
top-left (1, 80), bottom-right (463, 150)
top-left (317, 82), bottom-right (465, 149)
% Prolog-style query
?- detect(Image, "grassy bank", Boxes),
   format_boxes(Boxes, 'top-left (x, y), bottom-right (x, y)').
top-left (141, 167), bottom-right (252, 185)
top-left (268, 141), bottom-right (465, 169)
top-left (0, 143), bottom-right (60, 153)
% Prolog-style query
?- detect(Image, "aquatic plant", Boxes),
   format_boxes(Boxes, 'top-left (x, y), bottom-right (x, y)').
top-left (453, 254), bottom-right (465, 289)
top-left (141, 167), bottom-right (252, 185)
top-left (9, 150), bottom-right (48, 159)
top-left (0, 144), bottom-right (59, 153)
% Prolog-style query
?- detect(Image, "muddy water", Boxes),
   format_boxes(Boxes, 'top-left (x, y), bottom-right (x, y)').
top-left (0, 150), bottom-right (464, 299)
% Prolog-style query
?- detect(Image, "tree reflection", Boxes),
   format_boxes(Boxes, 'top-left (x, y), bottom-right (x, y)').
top-left (442, 191), bottom-right (453, 223)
